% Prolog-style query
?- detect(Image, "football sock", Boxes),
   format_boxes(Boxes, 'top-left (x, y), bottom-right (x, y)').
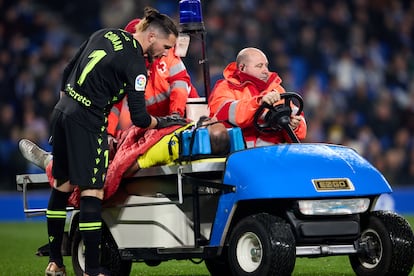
top-left (46, 189), bottom-right (71, 267)
top-left (79, 196), bottom-right (102, 276)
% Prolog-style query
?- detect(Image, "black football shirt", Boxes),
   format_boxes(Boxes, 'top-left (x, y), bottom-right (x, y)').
top-left (56, 28), bottom-right (150, 132)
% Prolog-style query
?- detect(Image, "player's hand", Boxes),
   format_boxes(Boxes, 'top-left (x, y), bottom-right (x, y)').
top-left (156, 115), bottom-right (188, 129)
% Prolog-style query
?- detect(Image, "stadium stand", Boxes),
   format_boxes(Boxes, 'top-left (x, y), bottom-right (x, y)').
top-left (1, 0), bottom-right (413, 191)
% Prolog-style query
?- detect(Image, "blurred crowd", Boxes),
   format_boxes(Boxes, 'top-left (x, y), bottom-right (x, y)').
top-left (0, 0), bottom-right (413, 190)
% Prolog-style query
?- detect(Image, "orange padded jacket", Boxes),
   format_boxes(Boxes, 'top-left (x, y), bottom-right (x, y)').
top-left (208, 62), bottom-right (306, 146)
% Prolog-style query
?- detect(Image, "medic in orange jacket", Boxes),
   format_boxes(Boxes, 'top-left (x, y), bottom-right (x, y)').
top-left (107, 19), bottom-right (198, 137)
top-left (209, 50), bottom-right (306, 147)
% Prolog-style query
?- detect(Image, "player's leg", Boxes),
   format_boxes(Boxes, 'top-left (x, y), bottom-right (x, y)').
top-left (73, 127), bottom-right (108, 276)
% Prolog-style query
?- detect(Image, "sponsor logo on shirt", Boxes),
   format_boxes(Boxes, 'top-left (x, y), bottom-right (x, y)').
top-left (135, 74), bottom-right (147, 91)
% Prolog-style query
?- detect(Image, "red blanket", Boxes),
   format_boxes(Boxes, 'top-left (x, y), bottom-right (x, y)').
top-left (45, 125), bottom-right (183, 207)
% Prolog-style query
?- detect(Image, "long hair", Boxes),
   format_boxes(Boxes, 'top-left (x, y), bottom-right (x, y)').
top-left (137, 7), bottom-right (178, 37)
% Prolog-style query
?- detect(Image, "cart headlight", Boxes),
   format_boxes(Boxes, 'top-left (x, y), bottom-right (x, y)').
top-left (298, 198), bottom-right (370, 215)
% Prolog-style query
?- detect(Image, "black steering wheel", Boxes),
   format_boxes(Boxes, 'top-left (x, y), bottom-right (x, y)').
top-left (253, 92), bottom-right (304, 143)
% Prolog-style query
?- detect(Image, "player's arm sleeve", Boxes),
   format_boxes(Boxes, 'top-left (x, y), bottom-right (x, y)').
top-left (127, 90), bottom-right (152, 128)
top-left (125, 60), bottom-right (152, 128)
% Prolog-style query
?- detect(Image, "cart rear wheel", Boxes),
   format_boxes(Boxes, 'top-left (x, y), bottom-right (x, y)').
top-left (100, 224), bottom-right (132, 276)
top-left (71, 225), bottom-right (132, 276)
top-left (349, 210), bottom-right (414, 276)
top-left (72, 229), bottom-right (85, 276)
top-left (228, 213), bottom-right (295, 276)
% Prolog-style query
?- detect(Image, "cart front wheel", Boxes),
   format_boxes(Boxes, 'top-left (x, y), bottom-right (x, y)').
top-left (228, 213), bottom-right (295, 276)
top-left (349, 210), bottom-right (414, 276)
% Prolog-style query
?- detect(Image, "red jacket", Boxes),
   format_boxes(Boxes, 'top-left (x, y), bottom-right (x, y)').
top-left (208, 62), bottom-right (306, 146)
top-left (146, 48), bottom-right (199, 116)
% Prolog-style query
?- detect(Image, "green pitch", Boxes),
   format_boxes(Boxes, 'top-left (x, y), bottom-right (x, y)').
top-left (1, 217), bottom-right (413, 275)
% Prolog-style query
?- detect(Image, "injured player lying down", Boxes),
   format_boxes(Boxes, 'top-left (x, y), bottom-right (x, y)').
top-left (19, 116), bottom-right (230, 179)
top-left (122, 116), bottom-right (230, 176)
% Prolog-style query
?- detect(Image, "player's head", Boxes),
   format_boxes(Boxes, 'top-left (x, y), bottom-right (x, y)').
top-left (134, 7), bottom-right (178, 59)
top-left (198, 116), bottom-right (230, 155)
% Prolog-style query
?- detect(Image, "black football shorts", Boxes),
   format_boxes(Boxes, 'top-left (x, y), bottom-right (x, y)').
top-left (50, 109), bottom-right (108, 189)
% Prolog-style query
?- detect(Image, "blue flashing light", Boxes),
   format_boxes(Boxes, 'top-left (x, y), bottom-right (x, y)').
top-left (179, 0), bottom-right (203, 24)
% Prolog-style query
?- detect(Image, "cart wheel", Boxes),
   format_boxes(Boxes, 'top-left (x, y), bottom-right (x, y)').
top-left (72, 228), bottom-right (86, 276)
top-left (144, 260), bottom-right (161, 267)
top-left (349, 210), bottom-right (414, 276)
top-left (228, 213), bottom-right (295, 276)
top-left (71, 225), bottom-right (132, 276)
top-left (100, 224), bottom-right (132, 276)
top-left (205, 246), bottom-right (232, 276)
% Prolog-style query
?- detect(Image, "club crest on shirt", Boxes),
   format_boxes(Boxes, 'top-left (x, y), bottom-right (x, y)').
top-left (135, 74), bottom-right (147, 91)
